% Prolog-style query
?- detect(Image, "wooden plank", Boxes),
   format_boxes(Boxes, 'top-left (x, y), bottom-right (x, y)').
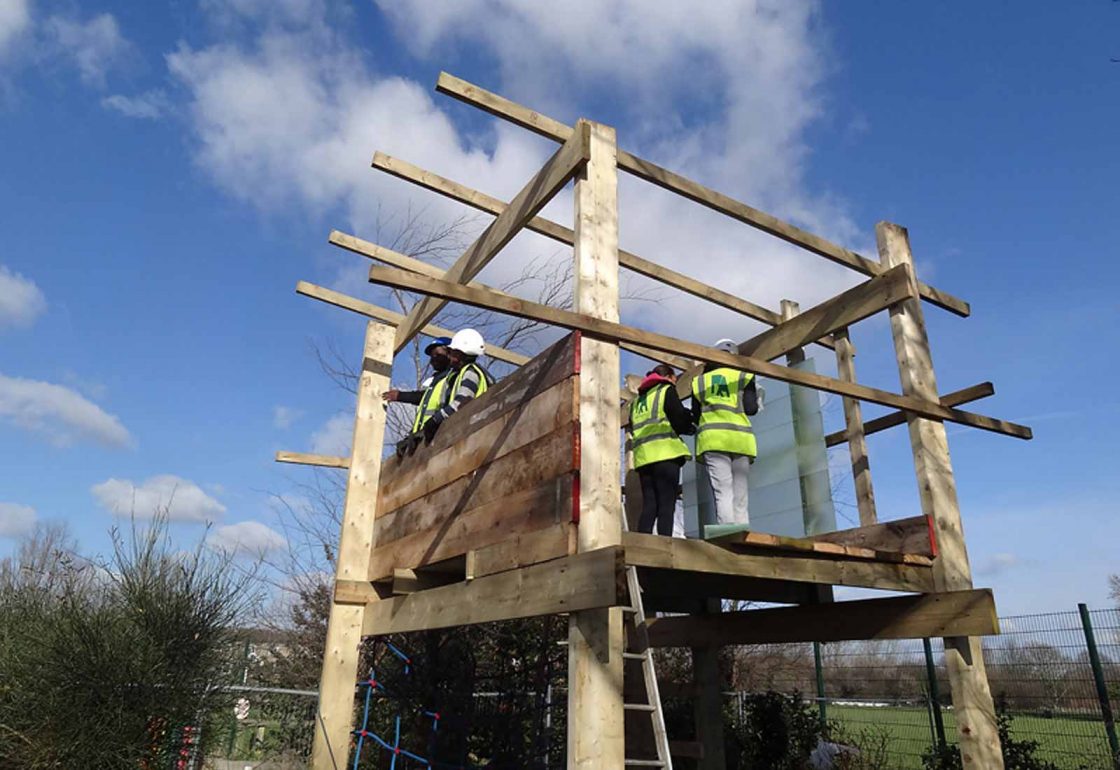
top-left (834, 328), bottom-right (877, 524)
top-left (645, 589), bottom-right (999, 648)
top-left (367, 266), bottom-right (1033, 440)
top-left (807, 515), bottom-right (935, 557)
top-left (312, 323), bottom-right (393, 770)
top-left (393, 122), bottom-right (590, 352)
top-left (623, 531), bottom-right (935, 593)
top-left (295, 280), bottom-right (530, 367)
top-left (878, 221), bottom-right (1003, 768)
top-left (824, 381), bottom-right (996, 447)
top-left (359, 546), bottom-right (626, 635)
top-left (737, 266), bottom-right (913, 361)
top-left (275, 451), bottom-right (349, 469)
top-left (465, 523), bottom-right (573, 580)
top-left (371, 153), bottom-right (840, 350)
top-left (568, 120), bottom-right (625, 770)
top-left (376, 374), bottom-right (578, 515)
top-left (329, 232), bottom-right (675, 396)
top-left (435, 71), bottom-right (970, 317)
top-left (370, 450), bottom-right (576, 579)
top-left (706, 529), bottom-right (932, 566)
top-left (386, 568), bottom-right (461, 595)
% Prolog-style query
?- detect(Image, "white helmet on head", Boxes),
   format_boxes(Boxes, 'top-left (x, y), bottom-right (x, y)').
top-left (713, 338), bottom-right (737, 354)
top-left (449, 328), bottom-right (485, 357)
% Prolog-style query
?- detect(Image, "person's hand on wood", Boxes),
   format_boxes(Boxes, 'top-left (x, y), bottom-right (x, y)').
top-left (382, 388), bottom-right (401, 402)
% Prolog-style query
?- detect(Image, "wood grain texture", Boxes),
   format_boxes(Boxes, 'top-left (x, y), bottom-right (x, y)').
top-left (807, 515), bottom-right (935, 557)
top-left (645, 590), bottom-right (999, 648)
top-left (275, 451), bottom-right (350, 469)
top-left (623, 531), bottom-right (935, 593)
top-left (312, 323), bottom-right (392, 770)
top-left (295, 280), bottom-right (530, 366)
top-left (366, 265), bottom-right (1033, 440)
top-left (359, 546), bottom-right (626, 635)
top-left (824, 381), bottom-right (995, 447)
top-left (393, 122), bottom-right (590, 352)
top-left (434, 71), bottom-right (970, 317)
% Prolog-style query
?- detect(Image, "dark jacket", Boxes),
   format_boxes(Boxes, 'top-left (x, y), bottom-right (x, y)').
top-left (636, 373), bottom-right (695, 436)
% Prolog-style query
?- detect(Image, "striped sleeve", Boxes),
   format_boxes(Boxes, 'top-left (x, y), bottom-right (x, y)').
top-left (434, 366), bottom-right (484, 421)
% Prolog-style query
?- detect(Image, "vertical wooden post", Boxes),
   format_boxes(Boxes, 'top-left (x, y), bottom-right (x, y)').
top-left (693, 601), bottom-right (727, 769)
top-left (877, 222), bottom-right (1004, 769)
top-left (833, 327), bottom-right (878, 525)
top-left (567, 119), bottom-right (624, 769)
top-left (311, 321), bottom-right (394, 770)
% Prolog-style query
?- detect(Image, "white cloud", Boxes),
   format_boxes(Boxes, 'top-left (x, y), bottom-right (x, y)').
top-left (0, 373), bottom-right (132, 447)
top-left (91, 475), bottom-right (226, 522)
top-left (273, 405), bottom-right (302, 430)
top-left (0, 0), bottom-right (31, 60)
top-left (207, 520), bottom-right (287, 555)
top-left (0, 264), bottom-right (45, 330)
top-left (101, 89), bottom-right (169, 119)
top-left (43, 12), bottom-right (129, 87)
top-left (0, 502), bottom-right (36, 538)
top-left (309, 413), bottom-right (351, 455)
top-left (167, 0), bottom-right (871, 348)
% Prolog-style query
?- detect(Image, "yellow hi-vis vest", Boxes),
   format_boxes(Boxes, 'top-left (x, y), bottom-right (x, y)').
top-left (692, 367), bottom-right (757, 457)
top-left (447, 362), bottom-right (490, 402)
top-left (628, 383), bottom-right (690, 468)
top-left (410, 370), bottom-right (452, 432)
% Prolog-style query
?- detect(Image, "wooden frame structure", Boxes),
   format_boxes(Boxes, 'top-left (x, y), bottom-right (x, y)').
top-left (282, 72), bottom-right (1031, 769)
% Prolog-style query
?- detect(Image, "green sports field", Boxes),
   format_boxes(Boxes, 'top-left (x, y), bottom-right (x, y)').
top-left (827, 704), bottom-right (1115, 769)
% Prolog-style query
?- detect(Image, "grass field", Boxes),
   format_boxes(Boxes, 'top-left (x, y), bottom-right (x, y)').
top-left (828, 705), bottom-right (1115, 769)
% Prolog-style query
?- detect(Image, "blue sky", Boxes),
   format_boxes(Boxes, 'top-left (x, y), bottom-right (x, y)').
top-left (0, 0), bottom-right (1116, 616)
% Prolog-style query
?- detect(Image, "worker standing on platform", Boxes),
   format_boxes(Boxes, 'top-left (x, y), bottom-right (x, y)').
top-left (692, 339), bottom-right (759, 526)
top-left (423, 328), bottom-right (495, 441)
top-left (629, 364), bottom-right (694, 535)
top-left (383, 336), bottom-right (455, 457)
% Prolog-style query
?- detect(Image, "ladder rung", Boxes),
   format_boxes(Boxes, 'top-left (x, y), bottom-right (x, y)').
top-left (623, 703), bottom-right (656, 712)
top-left (623, 651), bottom-right (647, 660)
top-left (624, 761), bottom-right (665, 767)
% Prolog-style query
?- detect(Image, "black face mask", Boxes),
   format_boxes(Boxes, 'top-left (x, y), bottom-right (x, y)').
top-left (430, 352), bottom-right (450, 373)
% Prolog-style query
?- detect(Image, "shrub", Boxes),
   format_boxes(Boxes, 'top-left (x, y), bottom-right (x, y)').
top-left (725, 690), bottom-right (824, 769)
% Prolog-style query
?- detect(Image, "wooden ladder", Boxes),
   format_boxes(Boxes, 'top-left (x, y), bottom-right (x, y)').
top-left (622, 563), bottom-right (673, 769)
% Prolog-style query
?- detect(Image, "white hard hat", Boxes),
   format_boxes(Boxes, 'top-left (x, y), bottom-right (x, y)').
top-left (449, 328), bottom-right (485, 356)
top-left (713, 338), bottom-right (738, 354)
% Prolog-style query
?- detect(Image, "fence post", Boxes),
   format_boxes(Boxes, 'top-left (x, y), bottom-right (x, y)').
top-left (1079, 603), bottom-right (1120, 765)
top-left (814, 642), bottom-right (827, 731)
top-left (923, 638), bottom-right (947, 750)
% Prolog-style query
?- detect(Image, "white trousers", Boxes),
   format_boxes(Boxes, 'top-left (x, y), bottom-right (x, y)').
top-left (701, 451), bottom-right (751, 526)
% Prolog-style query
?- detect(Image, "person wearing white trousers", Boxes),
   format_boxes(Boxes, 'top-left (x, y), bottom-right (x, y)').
top-left (691, 339), bottom-right (760, 528)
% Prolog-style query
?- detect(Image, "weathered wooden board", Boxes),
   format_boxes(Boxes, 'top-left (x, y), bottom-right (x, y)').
top-left (706, 529), bottom-right (932, 566)
top-left (361, 546), bottom-right (626, 635)
top-left (623, 531), bottom-right (935, 593)
top-left (645, 589), bottom-right (999, 648)
top-left (807, 515), bottom-right (936, 557)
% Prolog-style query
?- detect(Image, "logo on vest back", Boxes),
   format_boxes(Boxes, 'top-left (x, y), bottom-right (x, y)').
top-left (710, 374), bottom-right (731, 398)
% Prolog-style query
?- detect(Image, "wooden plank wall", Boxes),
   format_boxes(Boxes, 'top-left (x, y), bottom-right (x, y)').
top-left (367, 333), bottom-right (581, 579)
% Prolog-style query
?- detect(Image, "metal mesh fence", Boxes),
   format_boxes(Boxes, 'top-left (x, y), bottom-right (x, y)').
top-left (729, 606), bottom-right (1120, 769)
top-left (208, 607), bottom-right (1120, 769)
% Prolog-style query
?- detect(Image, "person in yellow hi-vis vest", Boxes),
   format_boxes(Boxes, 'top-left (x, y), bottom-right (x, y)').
top-left (690, 339), bottom-right (759, 526)
top-left (628, 364), bottom-right (695, 535)
top-left (383, 335), bottom-right (454, 457)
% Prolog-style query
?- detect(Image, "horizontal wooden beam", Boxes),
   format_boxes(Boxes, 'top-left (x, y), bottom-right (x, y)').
top-left (706, 528), bottom-right (932, 566)
top-left (635, 567), bottom-right (818, 607)
top-left (392, 121), bottom-right (591, 353)
top-left (737, 265), bottom-right (913, 362)
top-left (645, 589), bottom-right (999, 648)
top-left (435, 71), bottom-right (970, 317)
top-left (328, 230), bottom-right (686, 379)
top-left (294, 280), bottom-right (530, 367)
top-left (358, 546), bottom-right (626, 635)
top-left (465, 523), bottom-right (573, 580)
top-left (807, 515), bottom-right (935, 557)
top-left (623, 531), bottom-right (935, 593)
top-left (824, 382), bottom-right (996, 447)
top-left (275, 451), bottom-right (349, 469)
top-left (372, 153), bottom-right (837, 350)
top-left (367, 266), bottom-right (1032, 440)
